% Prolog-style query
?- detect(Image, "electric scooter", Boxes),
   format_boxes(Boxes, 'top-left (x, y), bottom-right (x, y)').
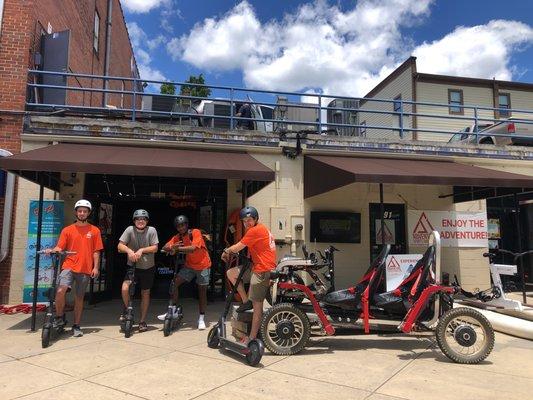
top-left (207, 255), bottom-right (264, 366)
top-left (162, 250), bottom-right (184, 336)
top-left (121, 263), bottom-right (136, 338)
top-left (37, 250), bottom-right (76, 348)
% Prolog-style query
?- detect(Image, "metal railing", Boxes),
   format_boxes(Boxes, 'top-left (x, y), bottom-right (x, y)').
top-left (25, 69), bottom-right (533, 146)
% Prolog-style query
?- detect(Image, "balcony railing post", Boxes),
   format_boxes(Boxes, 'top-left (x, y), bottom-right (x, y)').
top-left (399, 99), bottom-right (404, 139)
top-left (318, 94), bottom-right (322, 134)
top-left (131, 77), bottom-right (137, 122)
top-left (230, 88), bottom-right (234, 129)
top-left (474, 107), bottom-right (479, 143)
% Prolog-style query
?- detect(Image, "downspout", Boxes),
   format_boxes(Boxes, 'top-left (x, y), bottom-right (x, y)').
top-left (102, 0), bottom-right (113, 107)
top-left (0, 149), bottom-right (15, 263)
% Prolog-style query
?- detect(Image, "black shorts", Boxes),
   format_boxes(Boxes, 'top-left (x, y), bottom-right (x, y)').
top-left (124, 266), bottom-right (155, 291)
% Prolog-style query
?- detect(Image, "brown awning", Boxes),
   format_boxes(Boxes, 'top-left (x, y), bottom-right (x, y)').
top-left (304, 155), bottom-right (533, 198)
top-left (0, 143), bottom-right (274, 181)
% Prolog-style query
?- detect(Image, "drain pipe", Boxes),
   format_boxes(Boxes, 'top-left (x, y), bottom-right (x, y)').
top-left (0, 149), bottom-right (15, 263)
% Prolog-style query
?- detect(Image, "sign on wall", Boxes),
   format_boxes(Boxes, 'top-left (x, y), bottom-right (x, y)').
top-left (23, 200), bottom-right (64, 303)
top-left (408, 210), bottom-right (488, 248)
top-left (385, 254), bottom-right (423, 291)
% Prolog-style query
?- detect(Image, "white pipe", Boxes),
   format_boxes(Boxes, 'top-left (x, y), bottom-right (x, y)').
top-left (0, 149), bottom-right (15, 262)
top-left (457, 304), bottom-right (533, 340)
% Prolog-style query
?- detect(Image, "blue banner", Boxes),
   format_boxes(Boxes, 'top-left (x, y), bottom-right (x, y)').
top-left (23, 200), bottom-right (64, 303)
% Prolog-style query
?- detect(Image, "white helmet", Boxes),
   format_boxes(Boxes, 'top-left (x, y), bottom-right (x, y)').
top-left (74, 199), bottom-right (92, 211)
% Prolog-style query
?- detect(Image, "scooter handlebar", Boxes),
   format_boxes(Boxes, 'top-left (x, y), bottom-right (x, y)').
top-left (37, 250), bottom-right (76, 255)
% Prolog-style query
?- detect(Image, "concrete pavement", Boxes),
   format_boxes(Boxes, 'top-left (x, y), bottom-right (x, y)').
top-left (0, 299), bottom-right (532, 400)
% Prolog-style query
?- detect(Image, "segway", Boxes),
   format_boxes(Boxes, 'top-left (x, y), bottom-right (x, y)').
top-left (121, 263), bottom-right (136, 338)
top-left (37, 250), bottom-right (76, 348)
top-left (207, 256), bottom-right (264, 366)
top-left (162, 250), bottom-right (184, 336)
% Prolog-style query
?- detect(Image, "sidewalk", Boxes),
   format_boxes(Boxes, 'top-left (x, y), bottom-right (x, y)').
top-left (1, 299), bottom-right (532, 400)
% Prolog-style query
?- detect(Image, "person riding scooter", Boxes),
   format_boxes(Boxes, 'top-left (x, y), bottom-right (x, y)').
top-left (223, 206), bottom-right (276, 344)
top-left (159, 215), bottom-right (211, 330)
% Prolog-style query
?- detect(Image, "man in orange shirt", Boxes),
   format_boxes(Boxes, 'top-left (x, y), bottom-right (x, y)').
top-left (159, 215), bottom-right (211, 330)
top-left (46, 199), bottom-right (103, 337)
top-left (222, 206), bottom-right (276, 343)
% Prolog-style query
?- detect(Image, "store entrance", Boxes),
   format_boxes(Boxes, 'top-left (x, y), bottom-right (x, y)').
top-left (85, 174), bottom-right (227, 302)
top-left (369, 203), bottom-right (407, 261)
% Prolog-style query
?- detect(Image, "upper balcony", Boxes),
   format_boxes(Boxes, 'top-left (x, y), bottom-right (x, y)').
top-left (23, 69), bottom-right (533, 161)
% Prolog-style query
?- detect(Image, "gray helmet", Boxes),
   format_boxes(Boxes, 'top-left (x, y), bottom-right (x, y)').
top-left (174, 215), bottom-right (189, 228)
top-left (239, 206), bottom-right (259, 220)
top-left (133, 209), bottom-right (149, 220)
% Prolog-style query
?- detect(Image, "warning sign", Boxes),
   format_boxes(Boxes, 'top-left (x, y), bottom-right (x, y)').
top-left (408, 210), bottom-right (488, 248)
top-left (385, 254), bottom-right (423, 291)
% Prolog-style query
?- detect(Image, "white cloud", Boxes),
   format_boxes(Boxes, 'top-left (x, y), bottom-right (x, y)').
top-left (413, 20), bottom-right (533, 81)
top-left (172, 0), bottom-right (533, 97)
top-left (122, 0), bottom-right (171, 14)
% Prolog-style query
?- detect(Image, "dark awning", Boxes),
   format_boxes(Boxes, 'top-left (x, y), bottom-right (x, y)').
top-left (0, 143), bottom-right (275, 182)
top-left (304, 155), bottom-right (533, 198)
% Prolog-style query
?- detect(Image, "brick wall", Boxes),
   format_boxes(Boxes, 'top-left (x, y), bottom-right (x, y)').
top-left (0, 0), bottom-right (137, 303)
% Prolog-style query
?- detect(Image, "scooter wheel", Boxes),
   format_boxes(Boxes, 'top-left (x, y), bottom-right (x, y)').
top-left (207, 325), bottom-right (220, 349)
top-left (260, 303), bottom-right (310, 355)
top-left (245, 339), bottom-right (264, 366)
top-left (436, 307), bottom-right (494, 364)
top-left (41, 326), bottom-right (51, 348)
top-left (163, 318), bottom-right (172, 337)
top-left (124, 319), bottom-right (134, 338)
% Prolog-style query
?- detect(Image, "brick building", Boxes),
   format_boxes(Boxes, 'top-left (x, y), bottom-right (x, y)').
top-left (0, 0), bottom-right (138, 303)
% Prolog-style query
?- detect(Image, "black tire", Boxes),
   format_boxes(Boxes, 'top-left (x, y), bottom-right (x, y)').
top-left (245, 339), bottom-right (264, 366)
top-left (163, 318), bottom-right (171, 337)
top-left (436, 307), bottom-right (495, 364)
top-left (124, 319), bottom-right (133, 338)
top-left (207, 325), bottom-right (220, 349)
top-left (260, 303), bottom-right (310, 355)
top-left (41, 326), bottom-right (51, 348)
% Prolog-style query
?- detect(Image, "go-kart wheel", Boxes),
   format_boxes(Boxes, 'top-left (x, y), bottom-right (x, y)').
top-left (207, 324), bottom-right (220, 349)
top-left (124, 319), bottom-right (133, 338)
top-left (436, 307), bottom-right (494, 364)
top-left (41, 326), bottom-right (51, 348)
top-left (245, 339), bottom-right (264, 366)
top-left (163, 318), bottom-right (171, 337)
top-left (260, 303), bottom-right (310, 355)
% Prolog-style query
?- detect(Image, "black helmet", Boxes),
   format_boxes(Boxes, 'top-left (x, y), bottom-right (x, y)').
top-left (133, 209), bottom-right (149, 220)
top-left (174, 215), bottom-right (189, 228)
top-left (239, 206), bottom-right (259, 220)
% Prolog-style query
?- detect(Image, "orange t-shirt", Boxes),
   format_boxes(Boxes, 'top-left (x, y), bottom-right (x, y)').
top-left (239, 223), bottom-right (276, 273)
top-left (165, 229), bottom-right (211, 271)
top-left (56, 223), bottom-right (104, 275)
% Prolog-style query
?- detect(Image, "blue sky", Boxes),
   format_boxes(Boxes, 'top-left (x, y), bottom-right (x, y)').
top-left (121, 0), bottom-right (533, 98)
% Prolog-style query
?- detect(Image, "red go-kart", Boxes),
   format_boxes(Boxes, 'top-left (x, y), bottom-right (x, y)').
top-left (261, 231), bottom-right (494, 364)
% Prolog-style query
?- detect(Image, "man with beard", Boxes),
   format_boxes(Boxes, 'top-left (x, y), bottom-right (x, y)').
top-left (46, 199), bottom-right (103, 337)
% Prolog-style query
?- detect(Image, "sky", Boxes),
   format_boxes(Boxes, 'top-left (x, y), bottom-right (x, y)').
top-left (120, 0), bottom-right (533, 99)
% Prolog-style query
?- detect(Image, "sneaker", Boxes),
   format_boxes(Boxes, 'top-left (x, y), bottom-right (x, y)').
top-left (198, 319), bottom-right (206, 330)
top-left (72, 325), bottom-right (83, 337)
top-left (138, 321), bottom-right (148, 332)
top-left (236, 300), bottom-right (253, 313)
top-left (157, 306), bottom-right (180, 321)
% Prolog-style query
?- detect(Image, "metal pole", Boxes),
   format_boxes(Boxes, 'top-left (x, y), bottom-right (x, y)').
top-left (131, 78), bottom-right (137, 121)
top-left (318, 95), bottom-right (322, 134)
top-left (230, 88), bottom-right (234, 129)
top-left (31, 177), bottom-right (44, 332)
top-left (399, 100), bottom-right (404, 139)
top-left (379, 183), bottom-right (385, 248)
top-left (514, 193), bottom-right (527, 304)
top-left (474, 107), bottom-right (479, 143)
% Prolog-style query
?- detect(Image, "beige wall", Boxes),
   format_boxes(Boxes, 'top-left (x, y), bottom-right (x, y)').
top-left (416, 83), bottom-right (494, 142)
top-left (359, 67), bottom-right (414, 140)
top-left (502, 88), bottom-right (533, 120)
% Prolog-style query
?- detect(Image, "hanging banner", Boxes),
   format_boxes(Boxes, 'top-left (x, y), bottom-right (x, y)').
top-left (23, 200), bottom-right (64, 303)
top-left (385, 254), bottom-right (423, 291)
top-left (408, 210), bottom-right (488, 248)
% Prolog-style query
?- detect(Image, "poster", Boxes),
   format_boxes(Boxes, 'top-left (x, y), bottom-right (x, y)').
top-left (408, 210), bottom-right (488, 248)
top-left (487, 218), bottom-right (501, 239)
top-left (375, 219), bottom-right (395, 245)
top-left (23, 200), bottom-right (64, 303)
top-left (385, 254), bottom-right (423, 291)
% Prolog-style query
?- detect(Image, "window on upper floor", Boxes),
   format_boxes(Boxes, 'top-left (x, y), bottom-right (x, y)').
top-left (448, 89), bottom-right (463, 115)
top-left (498, 93), bottom-right (511, 118)
top-left (93, 10), bottom-right (100, 53)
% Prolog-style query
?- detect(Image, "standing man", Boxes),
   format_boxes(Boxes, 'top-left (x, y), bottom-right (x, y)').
top-left (118, 209), bottom-right (159, 333)
top-left (159, 215), bottom-right (211, 330)
top-left (223, 206), bottom-right (276, 344)
top-left (46, 199), bottom-right (103, 337)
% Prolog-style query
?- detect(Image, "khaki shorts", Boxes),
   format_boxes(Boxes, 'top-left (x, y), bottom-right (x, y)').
top-left (57, 269), bottom-right (90, 297)
top-left (249, 271), bottom-right (271, 302)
